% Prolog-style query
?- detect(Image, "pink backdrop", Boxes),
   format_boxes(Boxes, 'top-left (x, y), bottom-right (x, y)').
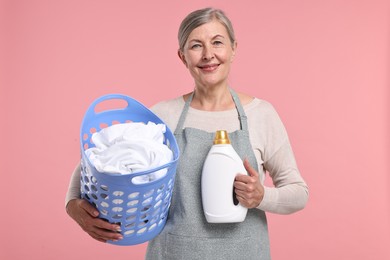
top-left (1, 0), bottom-right (389, 259)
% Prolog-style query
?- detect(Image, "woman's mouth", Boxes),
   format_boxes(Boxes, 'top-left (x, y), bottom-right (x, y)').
top-left (198, 64), bottom-right (220, 72)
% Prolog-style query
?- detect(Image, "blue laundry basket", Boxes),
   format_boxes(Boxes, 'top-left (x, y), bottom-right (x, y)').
top-left (79, 94), bottom-right (179, 246)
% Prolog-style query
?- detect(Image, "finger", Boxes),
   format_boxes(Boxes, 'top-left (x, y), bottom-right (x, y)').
top-left (79, 199), bottom-right (99, 217)
top-left (235, 174), bottom-right (251, 183)
top-left (234, 187), bottom-right (254, 199)
top-left (94, 237), bottom-right (107, 243)
top-left (235, 190), bottom-right (261, 208)
top-left (234, 179), bottom-right (249, 190)
top-left (89, 229), bottom-right (120, 243)
top-left (94, 218), bottom-right (122, 233)
top-left (234, 180), bottom-right (258, 200)
top-left (235, 194), bottom-right (250, 208)
top-left (234, 189), bottom-right (247, 200)
top-left (243, 159), bottom-right (259, 178)
top-left (91, 226), bottom-right (123, 241)
top-left (77, 205), bottom-right (120, 233)
top-left (89, 230), bottom-right (108, 243)
top-left (234, 173), bottom-right (257, 188)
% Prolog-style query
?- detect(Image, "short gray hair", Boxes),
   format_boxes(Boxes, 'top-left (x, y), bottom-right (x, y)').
top-left (178, 8), bottom-right (236, 52)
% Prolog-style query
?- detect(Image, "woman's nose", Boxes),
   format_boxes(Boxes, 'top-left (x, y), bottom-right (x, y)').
top-left (202, 45), bottom-right (214, 60)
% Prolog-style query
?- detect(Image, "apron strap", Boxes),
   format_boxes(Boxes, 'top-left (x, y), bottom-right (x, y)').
top-left (174, 88), bottom-right (248, 134)
top-left (174, 91), bottom-right (194, 134)
top-left (229, 88), bottom-right (249, 132)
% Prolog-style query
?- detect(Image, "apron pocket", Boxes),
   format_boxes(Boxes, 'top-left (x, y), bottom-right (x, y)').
top-left (166, 233), bottom-right (258, 260)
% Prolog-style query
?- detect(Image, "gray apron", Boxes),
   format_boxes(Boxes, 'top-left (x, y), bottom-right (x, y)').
top-left (146, 89), bottom-right (270, 260)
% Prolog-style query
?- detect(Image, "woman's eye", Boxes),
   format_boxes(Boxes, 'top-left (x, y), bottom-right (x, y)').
top-left (213, 41), bottom-right (223, 46)
top-left (191, 44), bottom-right (202, 49)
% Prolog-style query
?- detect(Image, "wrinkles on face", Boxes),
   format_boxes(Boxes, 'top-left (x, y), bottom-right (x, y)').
top-left (180, 20), bottom-right (236, 89)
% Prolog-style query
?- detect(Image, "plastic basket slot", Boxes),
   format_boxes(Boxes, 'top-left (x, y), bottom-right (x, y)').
top-left (128, 192), bottom-right (140, 199)
top-left (157, 184), bottom-right (165, 193)
top-left (100, 185), bottom-right (109, 191)
top-left (155, 193), bottom-right (163, 202)
top-left (142, 197), bottom-right (153, 206)
top-left (100, 201), bottom-right (109, 208)
top-left (124, 230), bottom-right (135, 236)
top-left (112, 199), bottom-right (123, 205)
top-left (125, 223), bottom-right (135, 229)
top-left (149, 223), bottom-right (157, 232)
top-left (99, 122), bottom-right (109, 129)
top-left (141, 205), bottom-right (152, 214)
top-left (91, 185), bottom-right (97, 192)
top-left (127, 200), bottom-right (139, 207)
top-left (138, 221), bottom-right (148, 228)
top-left (154, 200), bottom-right (162, 208)
top-left (127, 208), bottom-right (137, 214)
top-left (168, 178), bottom-right (174, 188)
top-left (112, 214), bottom-right (122, 219)
top-left (113, 191), bottom-right (124, 197)
top-left (112, 207), bottom-right (123, 213)
top-left (143, 189), bottom-right (154, 198)
top-left (137, 227), bottom-right (147, 235)
top-left (126, 215), bottom-right (136, 222)
top-left (150, 215), bottom-right (159, 224)
top-left (140, 213), bottom-right (149, 221)
top-left (158, 219), bottom-right (165, 226)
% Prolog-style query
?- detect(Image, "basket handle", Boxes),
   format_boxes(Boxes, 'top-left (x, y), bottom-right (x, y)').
top-left (84, 94), bottom-right (152, 118)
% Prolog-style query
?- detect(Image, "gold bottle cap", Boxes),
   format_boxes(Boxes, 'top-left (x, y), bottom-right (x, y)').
top-left (213, 130), bottom-right (231, 144)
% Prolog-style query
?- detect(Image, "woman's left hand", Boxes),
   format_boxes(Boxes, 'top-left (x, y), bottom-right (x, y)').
top-left (234, 159), bottom-right (264, 208)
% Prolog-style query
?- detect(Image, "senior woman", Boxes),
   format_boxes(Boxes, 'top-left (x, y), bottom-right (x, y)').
top-left (66, 7), bottom-right (308, 260)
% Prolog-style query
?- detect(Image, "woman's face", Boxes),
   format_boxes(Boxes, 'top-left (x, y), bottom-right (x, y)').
top-left (179, 19), bottom-right (236, 89)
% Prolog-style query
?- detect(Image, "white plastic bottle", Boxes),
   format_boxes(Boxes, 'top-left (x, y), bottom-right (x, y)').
top-left (201, 130), bottom-right (248, 223)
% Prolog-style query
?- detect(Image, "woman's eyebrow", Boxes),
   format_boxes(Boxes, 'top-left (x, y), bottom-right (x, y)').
top-left (188, 39), bottom-right (202, 43)
top-left (189, 35), bottom-right (225, 43)
top-left (212, 34), bottom-right (225, 39)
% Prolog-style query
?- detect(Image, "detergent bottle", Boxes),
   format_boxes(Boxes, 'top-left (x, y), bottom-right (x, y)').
top-left (201, 130), bottom-right (248, 223)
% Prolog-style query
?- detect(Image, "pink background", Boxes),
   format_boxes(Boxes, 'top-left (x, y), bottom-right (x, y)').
top-left (1, 0), bottom-right (389, 259)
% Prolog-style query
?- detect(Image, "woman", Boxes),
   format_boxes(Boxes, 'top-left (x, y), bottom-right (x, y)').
top-left (66, 8), bottom-right (308, 259)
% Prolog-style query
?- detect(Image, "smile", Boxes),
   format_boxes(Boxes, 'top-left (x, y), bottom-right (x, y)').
top-left (198, 64), bottom-right (220, 72)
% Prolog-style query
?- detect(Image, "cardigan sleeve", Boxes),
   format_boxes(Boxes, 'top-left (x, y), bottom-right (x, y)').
top-left (253, 102), bottom-right (309, 214)
top-left (257, 140), bottom-right (309, 214)
top-left (65, 163), bottom-right (82, 207)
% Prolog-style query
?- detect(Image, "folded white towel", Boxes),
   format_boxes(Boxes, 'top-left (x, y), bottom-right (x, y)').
top-left (85, 122), bottom-right (173, 184)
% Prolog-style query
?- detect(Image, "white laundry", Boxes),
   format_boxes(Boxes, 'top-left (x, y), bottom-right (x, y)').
top-left (85, 122), bottom-right (173, 184)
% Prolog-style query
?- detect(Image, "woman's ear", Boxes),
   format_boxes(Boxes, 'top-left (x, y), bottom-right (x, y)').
top-left (231, 41), bottom-right (237, 62)
top-left (178, 50), bottom-right (188, 67)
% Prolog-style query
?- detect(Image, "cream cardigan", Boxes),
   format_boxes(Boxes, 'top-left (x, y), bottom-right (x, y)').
top-left (66, 96), bottom-right (308, 214)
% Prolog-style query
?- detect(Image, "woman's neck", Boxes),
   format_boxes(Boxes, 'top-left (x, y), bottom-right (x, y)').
top-left (190, 86), bottom-right (235, 111)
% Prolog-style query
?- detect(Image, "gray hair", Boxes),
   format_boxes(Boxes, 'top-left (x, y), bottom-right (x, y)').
top-left (178, 8), bottom-right (236, 52)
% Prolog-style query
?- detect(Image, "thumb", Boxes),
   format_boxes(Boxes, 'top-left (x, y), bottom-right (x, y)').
top-left (243, 159), bottom-right (258, 178)
top-left (80, 199), bottom-right (99, 217)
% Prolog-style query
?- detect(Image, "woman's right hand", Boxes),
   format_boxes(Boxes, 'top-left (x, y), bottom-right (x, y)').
top-left (66, 199), bottom-right (123, 243)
